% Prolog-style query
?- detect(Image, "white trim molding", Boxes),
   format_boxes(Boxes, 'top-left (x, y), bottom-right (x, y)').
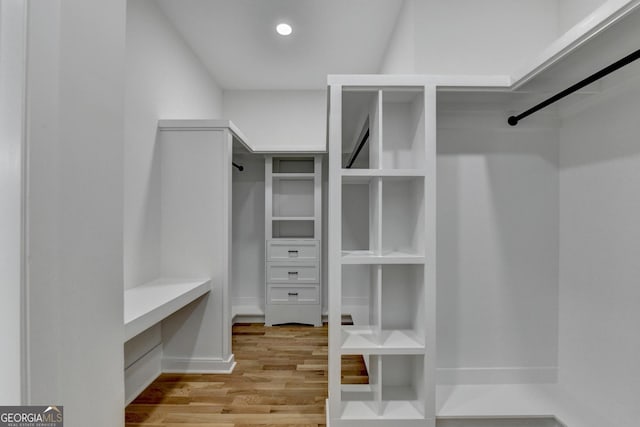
top-left (124, 344), bottom-right (162, 405)
top-left (162, 354), bottom-right (236, 374)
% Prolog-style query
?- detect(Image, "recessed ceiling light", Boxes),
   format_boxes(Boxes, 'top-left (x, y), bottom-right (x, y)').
top-left (276, 23), bottom-right (292, 36)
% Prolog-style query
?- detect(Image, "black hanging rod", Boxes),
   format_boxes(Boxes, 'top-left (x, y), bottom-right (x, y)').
top-left (346, 116), bottom-right (370, 169)
top-left (346, 129), bottom-right (369, 168)
top-left (232, 162), bottom-right (244, 171)
top-left (508, 47), bottom-right (640, 126)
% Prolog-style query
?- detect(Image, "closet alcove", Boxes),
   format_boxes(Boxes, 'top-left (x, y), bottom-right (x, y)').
top-left (326, 6), bottom-right (640, 426)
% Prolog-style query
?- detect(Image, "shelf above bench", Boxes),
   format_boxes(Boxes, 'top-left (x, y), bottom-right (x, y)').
top-left (124, 278), bottom-right (211, 342)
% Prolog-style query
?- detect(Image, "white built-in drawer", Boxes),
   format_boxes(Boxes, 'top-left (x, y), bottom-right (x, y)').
top-left (267, 262), bottom-right (318, 283)
top-left (267, 240), bottom-right (319, 261)
top-left (268, 285), bottom-right (319, 305)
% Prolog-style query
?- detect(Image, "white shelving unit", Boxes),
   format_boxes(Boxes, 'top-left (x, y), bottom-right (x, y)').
top-left (328, 76), bottom-right (436, 426)
top-left (265, 155), bottom-right (322, 326)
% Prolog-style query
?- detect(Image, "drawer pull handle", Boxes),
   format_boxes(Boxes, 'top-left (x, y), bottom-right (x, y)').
top-left (288, 250), bottom-right (299, 256)
top-left (288, 271), bottom-right (299, 276)
top-left (288, 292), bottom-right (299, 296)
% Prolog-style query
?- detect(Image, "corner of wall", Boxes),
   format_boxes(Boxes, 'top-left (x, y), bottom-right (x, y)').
top-left (378, 0), bottom-right (416, 74)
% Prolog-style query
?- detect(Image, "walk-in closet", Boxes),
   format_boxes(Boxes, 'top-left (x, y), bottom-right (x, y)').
top-left (4, 1), bottom-right (639, 427)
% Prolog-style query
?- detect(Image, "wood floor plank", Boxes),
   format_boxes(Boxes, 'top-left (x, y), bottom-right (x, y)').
top-left (125, 323), bottom-right (367, 426)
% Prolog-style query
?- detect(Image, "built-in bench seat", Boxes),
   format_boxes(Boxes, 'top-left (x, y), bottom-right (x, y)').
top-left (437, 384), bottom-right (606, 427)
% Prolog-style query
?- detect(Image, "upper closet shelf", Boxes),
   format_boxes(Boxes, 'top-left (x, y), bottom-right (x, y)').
top-left (124, 278), bottom-right (211, 342)
top-left (158, 120), bottom-right (327, 154)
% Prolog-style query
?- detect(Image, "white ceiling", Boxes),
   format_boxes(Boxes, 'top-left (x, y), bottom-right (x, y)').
top-left (157, 0), bottom-right (404, 90)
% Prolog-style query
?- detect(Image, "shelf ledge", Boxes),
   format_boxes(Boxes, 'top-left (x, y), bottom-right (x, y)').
top-left (341, 169), bottom-right (427, 183)
top-left (124, 278), bottom-right (211, 342)
top-left (341, 250), bottom-right (425, 264)
top-left (272, 216), bottom-right (315, 221)
top-left (341, 326), bottom-right (425, 355)
top-left (340, 400), bottom-right (424, 421)
top-left (272, 173), bottom-right (315, 180)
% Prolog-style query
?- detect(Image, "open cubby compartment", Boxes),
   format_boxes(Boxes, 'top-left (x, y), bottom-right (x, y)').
top-left (272, 178), bottom-right (314, 217)
top-left (341, 89), bottom-right (382, 169)
top-left (381, 88), bottom-right (426, 170)
top-left (340, 355), bottom-right (425, 419)
top-left (381, 177), bottom-right (425, 257)
top-left (380, 355), bottom-right (426, 418)
top-left (340, 354), bottom-right (381, 419)
top-left (341, 264), bottom-right (379, 352)
top-left (272, 219), bottom-right (315, 239)
top-left (341, 264), bottom-right (425, 353)
top-left (380, 265), bottom-right (425, 350)
top-left (341, 179), bottom-right (377, 254)
top-left (272, 156), bottom-right (315, 173)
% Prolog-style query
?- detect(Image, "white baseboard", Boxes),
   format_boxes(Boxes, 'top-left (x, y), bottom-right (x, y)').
top-left (436, 367), bottom-right (558, 385)
top-left (233, 314), bottom-right (265, 324)
top-left (232, 303), bottom-right (264, 324)
top-left (437, 418), bottom-right (560, 427)
top-left (162, 353), bottom-right (236, 373)
top-left (125, 343), bottom-right (162, 405)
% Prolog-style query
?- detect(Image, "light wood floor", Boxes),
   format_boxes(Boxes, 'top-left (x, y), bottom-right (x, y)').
top-left (125, 323), bottom-right (368, 427)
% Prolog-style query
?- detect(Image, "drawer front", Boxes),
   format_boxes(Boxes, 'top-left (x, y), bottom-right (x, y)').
top-left (267, 240), bottom-right (319, 261)
top-left (268, 285), bottom-right (319, 305)
top-left (267, 263), bottom-right (319, 283)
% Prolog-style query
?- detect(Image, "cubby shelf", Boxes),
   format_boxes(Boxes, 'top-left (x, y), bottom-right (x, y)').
top-left (340, 400), bottom-right (425, 421)
top-left (341, 326), bottom-right (425, 355)
top-left (272, 172), bottom-right (315, 180)
top-left (341, 250), bottom-right (425, 264)
top-left (272, 216), bottom-right (315, 221)
top-left (341, 168), bottom-right (426, 184)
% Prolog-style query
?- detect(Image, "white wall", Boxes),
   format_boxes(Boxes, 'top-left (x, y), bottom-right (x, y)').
top-left (26, 1), bottom-right (126, 426)
top-left (436, 110), bottom-right (559, 384)
top-left (558, 76), bottom-right (640, 427)
top-left (379, 0), bottom-right (559, 76)
top-left (416, 0), bottom-right (559, 76)
top-left (223, 90), bottom-right (326, 152)
top-left (0, 0), bottom-right (26, 404)
top-left (231, 154), bottom-right (265, 309)
top-left (124, 0), bottom-right (223, 289)
top-left (558, 0), bottom-right (607, 34)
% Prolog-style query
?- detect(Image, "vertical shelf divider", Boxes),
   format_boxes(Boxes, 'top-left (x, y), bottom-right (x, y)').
top-left (369, 177), bottom-right (382, 256)
top-left (369, 90), bottom-right (383, 170)
top-left (328, 83), bottom-right (343, 420)
top-left (423, 85), bottom-right (437, 421)
top-left (265, 155), bottom-right (273, 239)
